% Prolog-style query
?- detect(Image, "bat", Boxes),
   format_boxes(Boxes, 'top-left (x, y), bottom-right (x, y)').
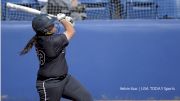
top-left (6, 2), bottom-right (74, 25)
top-left (6, 2), bottom-right (56, 17)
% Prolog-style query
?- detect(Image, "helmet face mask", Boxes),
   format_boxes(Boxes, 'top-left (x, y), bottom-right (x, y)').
top-left (32, 14), bottom-right (56, 36)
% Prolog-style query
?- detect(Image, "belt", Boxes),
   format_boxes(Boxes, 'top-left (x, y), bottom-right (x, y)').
top-left (37, 74), bottom-right (67, 81)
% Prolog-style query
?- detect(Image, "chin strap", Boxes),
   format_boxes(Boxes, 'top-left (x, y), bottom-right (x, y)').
top-left (46, 32), bottom-right (53, 35)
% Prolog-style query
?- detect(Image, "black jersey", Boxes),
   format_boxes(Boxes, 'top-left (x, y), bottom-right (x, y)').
top-left (35, 34), bottom-right (69, 78)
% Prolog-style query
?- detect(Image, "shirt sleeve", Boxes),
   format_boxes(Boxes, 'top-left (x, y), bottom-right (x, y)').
top-left (36, 34), bottom-right (68, 58)
top-left (52, 34), bottom-right (69, 55)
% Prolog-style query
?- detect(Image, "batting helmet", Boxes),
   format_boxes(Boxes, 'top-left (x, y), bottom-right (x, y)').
top-left (32, 14), bottom-right (56, 35)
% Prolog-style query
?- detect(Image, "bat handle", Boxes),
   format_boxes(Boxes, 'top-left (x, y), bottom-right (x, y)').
top-left (47, 14), bottom-right (57, 18)
top-left (43, 13), bottom-right (74, 26)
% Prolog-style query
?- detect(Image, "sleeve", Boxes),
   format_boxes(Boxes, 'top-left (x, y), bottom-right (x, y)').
top-left (52, 34), bottom-right (69, 55)
top-left (36, 35), bottom-right (69, 58)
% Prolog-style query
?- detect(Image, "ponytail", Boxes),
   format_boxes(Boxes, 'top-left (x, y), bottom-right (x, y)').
top-left (20, 35), bottom-right (37, 55)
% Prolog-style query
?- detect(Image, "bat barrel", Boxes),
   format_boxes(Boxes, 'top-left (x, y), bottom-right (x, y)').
top-left (6, 2), bottom-right (41, 15)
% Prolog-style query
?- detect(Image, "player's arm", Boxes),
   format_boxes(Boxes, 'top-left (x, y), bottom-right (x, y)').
top-left (57, 13), bottom-right (75, 40)
top-left (61, 19), bottom-right (75, 40)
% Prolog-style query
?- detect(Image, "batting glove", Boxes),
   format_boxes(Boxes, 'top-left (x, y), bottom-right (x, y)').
top-left (65, 16), bottom-right (75, 26)
top-left (57, 13), bottom-right (66, 21)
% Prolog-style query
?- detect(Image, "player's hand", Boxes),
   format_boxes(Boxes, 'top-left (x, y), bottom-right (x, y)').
top-left (57, 13), bottom-right (66, 21)
top-left (65, 16), bottom-right (75, 26)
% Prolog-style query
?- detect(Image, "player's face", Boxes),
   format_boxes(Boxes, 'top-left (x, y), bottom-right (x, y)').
top-left (47, 24), bottom-right (56, 34)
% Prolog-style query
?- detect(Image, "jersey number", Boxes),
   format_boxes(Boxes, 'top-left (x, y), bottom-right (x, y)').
top-left (36, 49), bottom-right (45, 65)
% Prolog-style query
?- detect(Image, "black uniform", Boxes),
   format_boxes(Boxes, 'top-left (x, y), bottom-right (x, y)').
top-left (35, 34), bottom-right (93, 101)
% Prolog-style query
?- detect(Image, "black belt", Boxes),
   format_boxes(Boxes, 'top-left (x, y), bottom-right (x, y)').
top-left (37, 74), bottom-right (67, 81)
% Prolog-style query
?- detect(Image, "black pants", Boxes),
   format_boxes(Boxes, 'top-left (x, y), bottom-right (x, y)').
top-left (36, 74), bottom-right (93, 101)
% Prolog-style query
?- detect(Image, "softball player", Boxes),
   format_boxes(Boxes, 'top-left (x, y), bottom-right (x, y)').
top-left (20, 13), bottom-right (93, 101)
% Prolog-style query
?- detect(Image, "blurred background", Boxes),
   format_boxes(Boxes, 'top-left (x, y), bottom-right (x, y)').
top-left (1, 0), bottom-right (180, 20)
top-left (1, 0), bottom-right (180, 101)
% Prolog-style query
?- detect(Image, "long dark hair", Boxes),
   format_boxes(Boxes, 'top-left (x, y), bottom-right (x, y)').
top-left (20, 35), bottom-right (37, 55)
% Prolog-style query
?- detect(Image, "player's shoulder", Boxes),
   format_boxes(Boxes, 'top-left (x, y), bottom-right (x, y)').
top-left (37, 34), bottom-right (67, 43)
top-left (48, 34), bottom-right (68, 42)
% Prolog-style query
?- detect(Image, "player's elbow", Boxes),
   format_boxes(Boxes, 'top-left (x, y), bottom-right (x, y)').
top-left (68, 27), bottom-right (75, 36)
top-left (71, 28), bottom-right (75, 36)
top-left (65, 28), bottom-right (75, 40)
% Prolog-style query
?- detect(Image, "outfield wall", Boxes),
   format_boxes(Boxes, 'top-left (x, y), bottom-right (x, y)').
top-left (1, 20), bottom-right (180, 100)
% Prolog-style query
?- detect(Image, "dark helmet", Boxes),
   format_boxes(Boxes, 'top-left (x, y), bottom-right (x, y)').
top-left (32, 14), bottom-right (56, 35)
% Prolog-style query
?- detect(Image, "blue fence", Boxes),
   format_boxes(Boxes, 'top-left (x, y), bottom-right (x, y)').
top-left (2, 20), bottom-right (180, 100)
